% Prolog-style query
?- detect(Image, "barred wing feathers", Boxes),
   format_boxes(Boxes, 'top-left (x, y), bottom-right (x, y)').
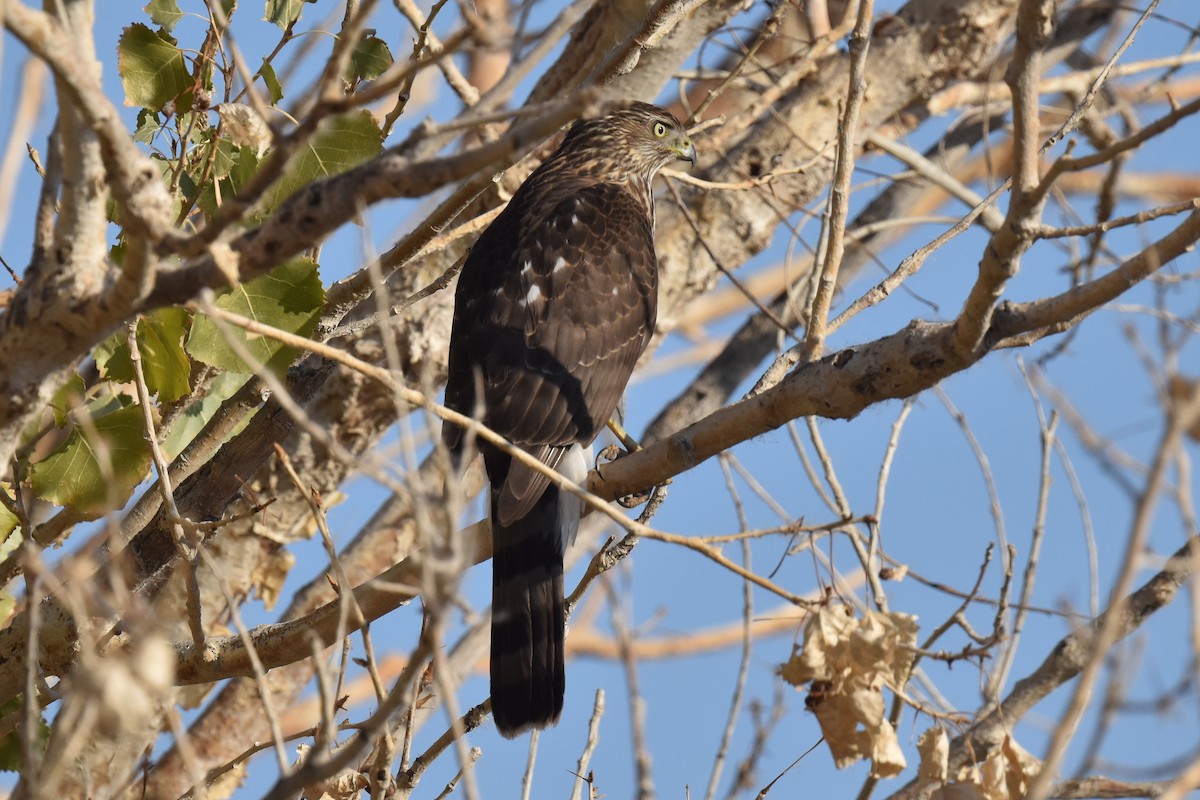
top-left (445, 180), bottom-right (657, 523)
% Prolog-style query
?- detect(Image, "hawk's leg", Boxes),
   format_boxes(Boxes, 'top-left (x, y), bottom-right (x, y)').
top-left (605, 418), bottom-right (642, 454)
top-left (597, 418), bottom-right (656, 509)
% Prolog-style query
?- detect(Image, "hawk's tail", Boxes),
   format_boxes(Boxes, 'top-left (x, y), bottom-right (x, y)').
top-left (489, 483), bottom-right (568, 737)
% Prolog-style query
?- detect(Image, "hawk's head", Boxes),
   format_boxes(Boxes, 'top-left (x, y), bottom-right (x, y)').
top-left (558, 101), bottom-right (696, 181)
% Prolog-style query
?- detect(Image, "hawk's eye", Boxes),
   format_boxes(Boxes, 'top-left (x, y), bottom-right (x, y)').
top-left (652, 121), bottom-right (669, 138)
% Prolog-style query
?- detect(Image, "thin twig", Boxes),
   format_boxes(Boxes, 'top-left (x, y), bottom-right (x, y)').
top-left (609, 579), bottom-right (655, 800)
top-left (127, 322), bottom-right (206, 651)
top-left (800, 0), bottom-right (874, 362)
top-left (396, 701), bottom-right (489, 793)
top-left (569, 689), bottom-right (605, 800)
top-left (199, 544), bottom-right (292, 774)
top-left (989, 361), bottom-right (1059, 696)
top-left (520, 730), bottom-right (540, 800)
top-left (1023, 387), bottom-right (1200, 800)
top-left (704, 458), bottom-right (754, 800)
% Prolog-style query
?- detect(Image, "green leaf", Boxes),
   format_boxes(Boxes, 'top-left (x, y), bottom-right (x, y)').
top-left (0, 484), bottom-right (18, 543)
top-left (134, 108), bottom-right (162, 145)
top-left (93, 330), bottom-right (131, 382)
top-left (0, 498), bottom-right (19, 625)
top-left (49, 373), bottom-right (86, 429)
top-left (186, 257), bottom-right (325, 375)
top-left (0, 486), bottom-right (18, 631)
top-left (197, 145), bottom-right (260, 218)
top-left (0, 696), bottom-right (49, 772)
top-left (264, 0), bottom-right (316, 28)
top-left (94, 309), bottom-right (193, 403)
top-left (163, 371), bottom-right (252, 460)
top-left (199, 52), bottom-right (216, 94)
top-left (29, 403), bottom-right (153, 516)
top-left (259, 111), bottom-right (382, 215)
top-left (110, 239), bottom-right (128, 267)
top-left (345, 34), bottom-right (393, 83)
top-left (117, 23), bottom-right (192, 111)
top-left (210, 135), bottom-right (240, 179)
top-left (179, 168), bottom-right (200, 208)
top-left (260, 60), bottom-right (283, 105)
top-left (144, 0), bottom-right (183, 33)
top-left (0, 482), bottom-right (19, 587)
top-left (135, 308), bottom-right (193, 402)
top-left (178, 111), bottom-right (208, 145)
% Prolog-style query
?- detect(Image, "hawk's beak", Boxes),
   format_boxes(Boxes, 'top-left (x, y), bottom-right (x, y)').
top-left (675, 136), bottom-right (696, 167)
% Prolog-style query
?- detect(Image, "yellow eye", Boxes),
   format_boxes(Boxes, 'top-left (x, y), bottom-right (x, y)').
top-left (652, 121), bottom-right (668, 138)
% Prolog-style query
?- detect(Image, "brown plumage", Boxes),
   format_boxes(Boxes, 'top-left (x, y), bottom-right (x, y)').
top-left (443, 102), bottom-right (695, 737)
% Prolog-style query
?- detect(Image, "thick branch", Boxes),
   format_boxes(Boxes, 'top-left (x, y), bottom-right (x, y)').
top-left (3, 1), bottom-right (176, 243)
top-left (595, 206), bottom-right (1200, 500)
top-left (0, 91), bottom-right (604, 470)
top-left (953, 535), bottom-right (1198, 785)
top-left (143, 91), bottom-right (605, 308)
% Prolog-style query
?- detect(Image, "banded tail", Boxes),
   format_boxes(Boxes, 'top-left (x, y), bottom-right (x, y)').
top-left (486, 444), bottom-right (586, 737)
top-left (489, 481), bottom-right (568, 736)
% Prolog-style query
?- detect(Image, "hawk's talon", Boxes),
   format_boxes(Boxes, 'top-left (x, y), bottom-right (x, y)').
top-left (596, 443), bottom-right (623, 465)
top-left (600, 421), bottom-right (650, 506)
top-left (618, 489), bottom-right (653, 509)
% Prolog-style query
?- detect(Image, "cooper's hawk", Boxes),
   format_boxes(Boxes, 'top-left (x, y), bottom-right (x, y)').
top-left (443, 102), bottom-right (695, 737)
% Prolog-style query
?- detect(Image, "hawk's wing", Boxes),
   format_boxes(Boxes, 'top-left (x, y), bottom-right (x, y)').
top-left (445, 181), bottom-right (657, 525)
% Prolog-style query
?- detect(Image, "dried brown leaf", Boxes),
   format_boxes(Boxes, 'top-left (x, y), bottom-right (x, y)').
top-left (779, 607), bottom-right (918, 777)
top-left (918, 725), bottom-right (949, 782)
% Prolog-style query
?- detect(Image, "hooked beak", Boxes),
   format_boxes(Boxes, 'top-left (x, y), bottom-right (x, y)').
top-left (675, 135), bottom-right (696, 167)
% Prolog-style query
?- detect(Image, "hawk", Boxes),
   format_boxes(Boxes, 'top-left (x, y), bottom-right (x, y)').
top-left (443, 102), bottom-right (695, 737)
